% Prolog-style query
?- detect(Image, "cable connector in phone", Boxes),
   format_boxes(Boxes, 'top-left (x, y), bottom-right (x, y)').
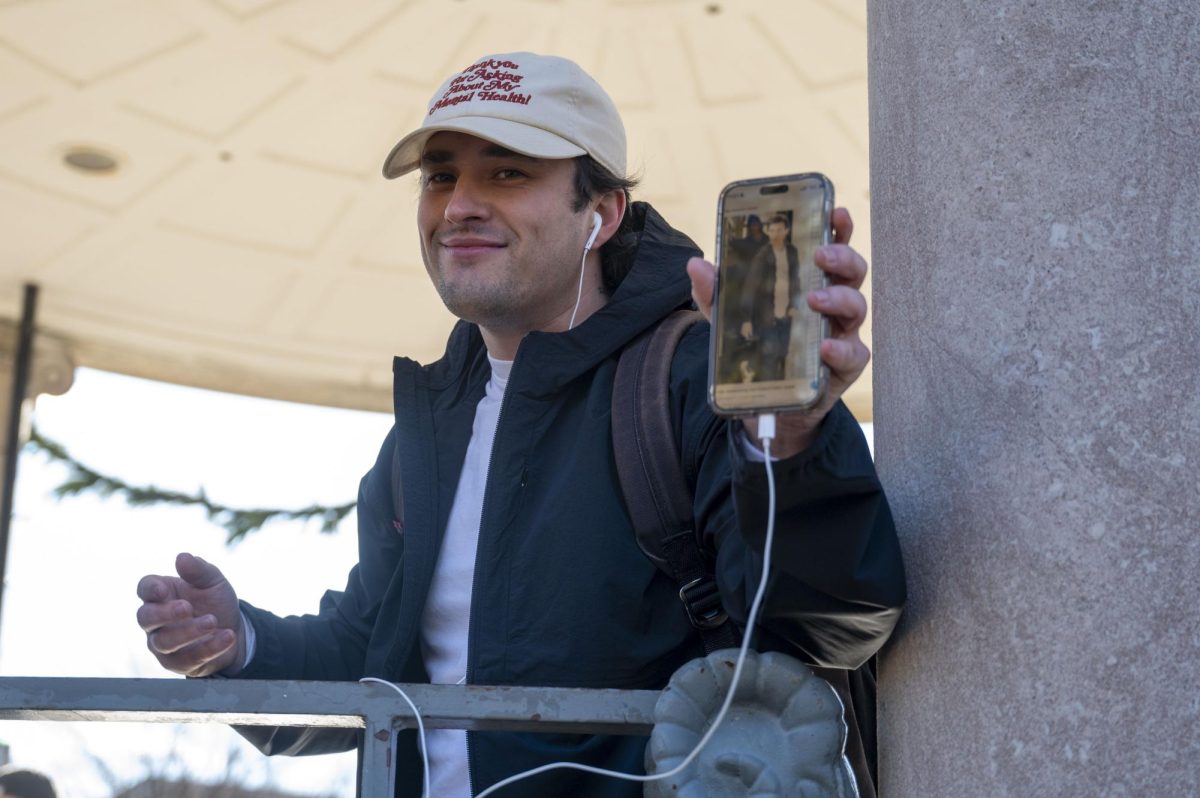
top-left (757, 412), bottom-right (777, 446)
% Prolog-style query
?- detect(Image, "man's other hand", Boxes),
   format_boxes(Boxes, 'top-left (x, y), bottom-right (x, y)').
top-left (136, 552), bottom-right (245, 678)
top-left (687, 207), bottom-right (871, 459)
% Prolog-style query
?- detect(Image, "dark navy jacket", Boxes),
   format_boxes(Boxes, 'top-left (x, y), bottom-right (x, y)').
top-left (236, 204), bottom-right (905, 796)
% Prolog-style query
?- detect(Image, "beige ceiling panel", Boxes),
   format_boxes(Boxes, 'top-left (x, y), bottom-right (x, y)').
top-left (159, 159), bottom-right (355, 254)
top-left (0, 0), bottom-right (200, 85)
top-left (627, 122), bottom-right (690, 204)
top-left (0, 49), bottom-right (60, 121)
top-left (257, 81), bottom-right (417, 179)
top-left (0, 182), bottom-right (102, 276)
top-left (207, 0), bottom-right (297, 20)
top-left (748, 1), bottom-right (866, 88)
top-left (822, 81), bottom-right (871, 158)
top-left (591, 27), bottom-right (655, 110)
top-left (62, 228), bottom-right (298, 329)
top-left (450, 13), bottom-right (554, 67)
top-left (0, 102), bottom-right (191, 210)
top-left (353, 192), bottom-right (423, 272)
top-left (707, 105), bottom-right (863, 184)
top-left (626, 12), bottom-right (698, 112)
top-left (299, 271), bottom-right (451, 357)
top-left (541, 9), bottom-right (604, 80)
top-left (373, 3), bottom-right (488, 86)
top-left (123, 49), bottom-right (299, 139)
top-left (816, 0), bottom-right (867, 29)
top-left (282, 0), bottom-right (409, 59)
top-left (679, 15), bottom-right (764, 106)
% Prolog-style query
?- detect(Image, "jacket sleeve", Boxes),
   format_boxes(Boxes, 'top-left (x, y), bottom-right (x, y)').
top-left (233, 428), bottom-right (404, 755)
top-left (674, 326), bottom-right (906, 670)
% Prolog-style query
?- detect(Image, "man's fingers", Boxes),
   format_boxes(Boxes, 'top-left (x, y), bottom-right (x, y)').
top-left (686, 257), bottom-right (715, 321)
top-left (815, 244), bottom-right (868, 289)
top-left (155, 629), bottom-right (238, 678)
top-left (174, 552), bottom-right (226, 590)
top-left (809, 285), bottom-right (867, 332)
top-left (136, 574), bottom-right (177, 604)
top-left (147, 615), bottom-right (220, 656)
top-left (820, 336), bottom-right (871, 381)
top-left (137, 599), bottom-right (194, 633)
top-left (832, 207), bottom-right (854, 244)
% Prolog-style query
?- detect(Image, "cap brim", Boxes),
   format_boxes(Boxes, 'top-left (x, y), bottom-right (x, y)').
top-left (382, 116), bottom-right (587, 179)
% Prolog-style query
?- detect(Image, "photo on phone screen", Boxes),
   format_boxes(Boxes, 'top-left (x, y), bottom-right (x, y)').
top-left (709, 173), bottom-right (833, 416)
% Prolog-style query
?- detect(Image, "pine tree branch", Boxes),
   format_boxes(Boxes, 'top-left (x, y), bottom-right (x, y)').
top-left (26, 425), bottom-right (357, 543)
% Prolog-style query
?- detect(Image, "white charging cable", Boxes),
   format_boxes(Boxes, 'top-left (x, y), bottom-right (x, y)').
top-left (359, 676), bottom-right (431, 798)
top-left (472, 412), bottom-right (780, 797)
top-left (363, 413), bottom-right (779, 798)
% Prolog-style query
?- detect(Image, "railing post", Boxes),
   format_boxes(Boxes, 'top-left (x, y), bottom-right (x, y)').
top-left (360, 711), bottom-right (395, 797)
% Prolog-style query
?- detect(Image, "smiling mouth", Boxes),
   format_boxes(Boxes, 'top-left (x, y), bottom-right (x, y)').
top-left (439, 238), bottom-right (506, 260)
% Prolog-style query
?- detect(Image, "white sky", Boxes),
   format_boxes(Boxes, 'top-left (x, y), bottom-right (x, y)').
top-left (0, 367), bottom-right (394, 797)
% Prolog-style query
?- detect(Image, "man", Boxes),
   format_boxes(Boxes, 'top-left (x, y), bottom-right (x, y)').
top-left (717, 214), bottom-right (768, 382)
top-left (136, 52), bottom-right (904, 797)
top-left (742, 213), bottom-right (809, 381)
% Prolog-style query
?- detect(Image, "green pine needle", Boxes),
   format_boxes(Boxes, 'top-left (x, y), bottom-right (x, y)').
top-left (26, 425), bottom-right (358, 543)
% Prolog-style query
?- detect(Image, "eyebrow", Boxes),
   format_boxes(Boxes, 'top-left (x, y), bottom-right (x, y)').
top-left (420, 144), bottom-right (540, 166)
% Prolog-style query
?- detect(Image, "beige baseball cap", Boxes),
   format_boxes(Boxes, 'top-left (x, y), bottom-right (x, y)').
top-left (382, 52), bottom-right (626, 180)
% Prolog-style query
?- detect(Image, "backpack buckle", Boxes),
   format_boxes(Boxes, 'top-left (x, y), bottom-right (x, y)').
top-left (679, 577), bottom-right (729, 630)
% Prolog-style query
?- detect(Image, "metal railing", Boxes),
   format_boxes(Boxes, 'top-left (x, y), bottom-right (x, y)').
top-left (0, 677), bottom-right (659, 795)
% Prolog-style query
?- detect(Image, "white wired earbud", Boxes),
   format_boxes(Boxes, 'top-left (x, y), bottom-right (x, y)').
top-left (568, 211), bottom-right (604, 330)
top-left (585, 210), bottom-right (602, 251)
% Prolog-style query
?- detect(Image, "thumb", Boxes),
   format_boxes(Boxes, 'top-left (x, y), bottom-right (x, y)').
top-left (686, 257), bottom-right (715, 321)
top-left (175, 552), bottom-right (226, 590)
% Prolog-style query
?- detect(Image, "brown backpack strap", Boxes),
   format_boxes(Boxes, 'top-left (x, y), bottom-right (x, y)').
top-left (613, 309), bottom-right (738, 652)
top-left (615, 308), bottom-right (877, 793)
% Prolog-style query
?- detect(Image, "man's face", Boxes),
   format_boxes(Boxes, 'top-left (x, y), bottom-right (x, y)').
top-left (416, 132), bottom-right (594, 333)
top-left (766, 221), bottom-right (789, 246)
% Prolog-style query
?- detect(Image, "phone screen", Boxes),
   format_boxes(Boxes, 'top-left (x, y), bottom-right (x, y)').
top-left (710, 173), bottom-right (833, 416)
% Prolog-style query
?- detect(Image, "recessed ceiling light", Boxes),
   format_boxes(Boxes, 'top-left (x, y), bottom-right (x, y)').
top-left (62, 145), bottom-right (119, 174)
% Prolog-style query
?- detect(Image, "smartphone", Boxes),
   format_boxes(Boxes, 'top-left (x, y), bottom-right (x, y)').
top-left (708, 173), bottom-right (834, 417)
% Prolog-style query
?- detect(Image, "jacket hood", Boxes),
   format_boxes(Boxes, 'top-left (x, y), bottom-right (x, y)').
top-left (404, 202), bottom-right (703, 395)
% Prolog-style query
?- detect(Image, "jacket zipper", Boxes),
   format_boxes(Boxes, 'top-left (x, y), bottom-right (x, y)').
top-left (465, 350), bottom-right (519, 796)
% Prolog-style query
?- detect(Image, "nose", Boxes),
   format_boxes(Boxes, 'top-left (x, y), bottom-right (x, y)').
top-left (442, 174), bottom-right (490, 226)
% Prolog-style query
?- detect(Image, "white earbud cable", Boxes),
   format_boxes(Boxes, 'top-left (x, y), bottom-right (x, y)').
top-left (472, 413), bottom-right (779, 797)
top-left (359, 676), bottom-right (431, 798)
top-left (568, 212), bottom-right (603, 331)
top-left (362, 405), bottom-right (779, 798)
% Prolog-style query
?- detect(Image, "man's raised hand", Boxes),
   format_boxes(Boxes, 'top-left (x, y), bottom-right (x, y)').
top-left (687, 207), bottom-right (871, 458)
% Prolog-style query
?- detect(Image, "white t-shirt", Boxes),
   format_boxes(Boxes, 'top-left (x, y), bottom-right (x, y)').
top-left (418, 355), bottom-right (510, 797)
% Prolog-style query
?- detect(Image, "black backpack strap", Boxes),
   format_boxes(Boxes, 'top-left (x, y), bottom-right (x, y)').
top-left (613, 309), bottom-right (738, 653)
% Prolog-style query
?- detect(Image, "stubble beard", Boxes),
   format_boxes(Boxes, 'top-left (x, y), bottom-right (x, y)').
top-left (422, 230), bottom-right (583, 333)
top-left (431, 265), bottom-right (526, 328)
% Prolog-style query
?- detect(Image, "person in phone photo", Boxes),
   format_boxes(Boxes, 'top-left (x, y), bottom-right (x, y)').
top-left (744, 213), bottom-right (802, 381)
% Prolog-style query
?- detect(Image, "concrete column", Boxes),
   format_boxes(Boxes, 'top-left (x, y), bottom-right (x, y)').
top-left (869, 3), bottom-right (1199, 795)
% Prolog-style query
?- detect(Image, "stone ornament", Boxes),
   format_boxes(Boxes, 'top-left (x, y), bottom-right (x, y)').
top-left (645, 649), bottom-right (858, 798)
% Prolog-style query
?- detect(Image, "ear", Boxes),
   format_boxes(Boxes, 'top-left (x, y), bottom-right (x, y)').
top-left (590, 189), bottom-right (627, 250)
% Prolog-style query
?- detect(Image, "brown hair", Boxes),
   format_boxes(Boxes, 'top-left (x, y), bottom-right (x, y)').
top-left (571, 156), bottom-right (640, 294)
